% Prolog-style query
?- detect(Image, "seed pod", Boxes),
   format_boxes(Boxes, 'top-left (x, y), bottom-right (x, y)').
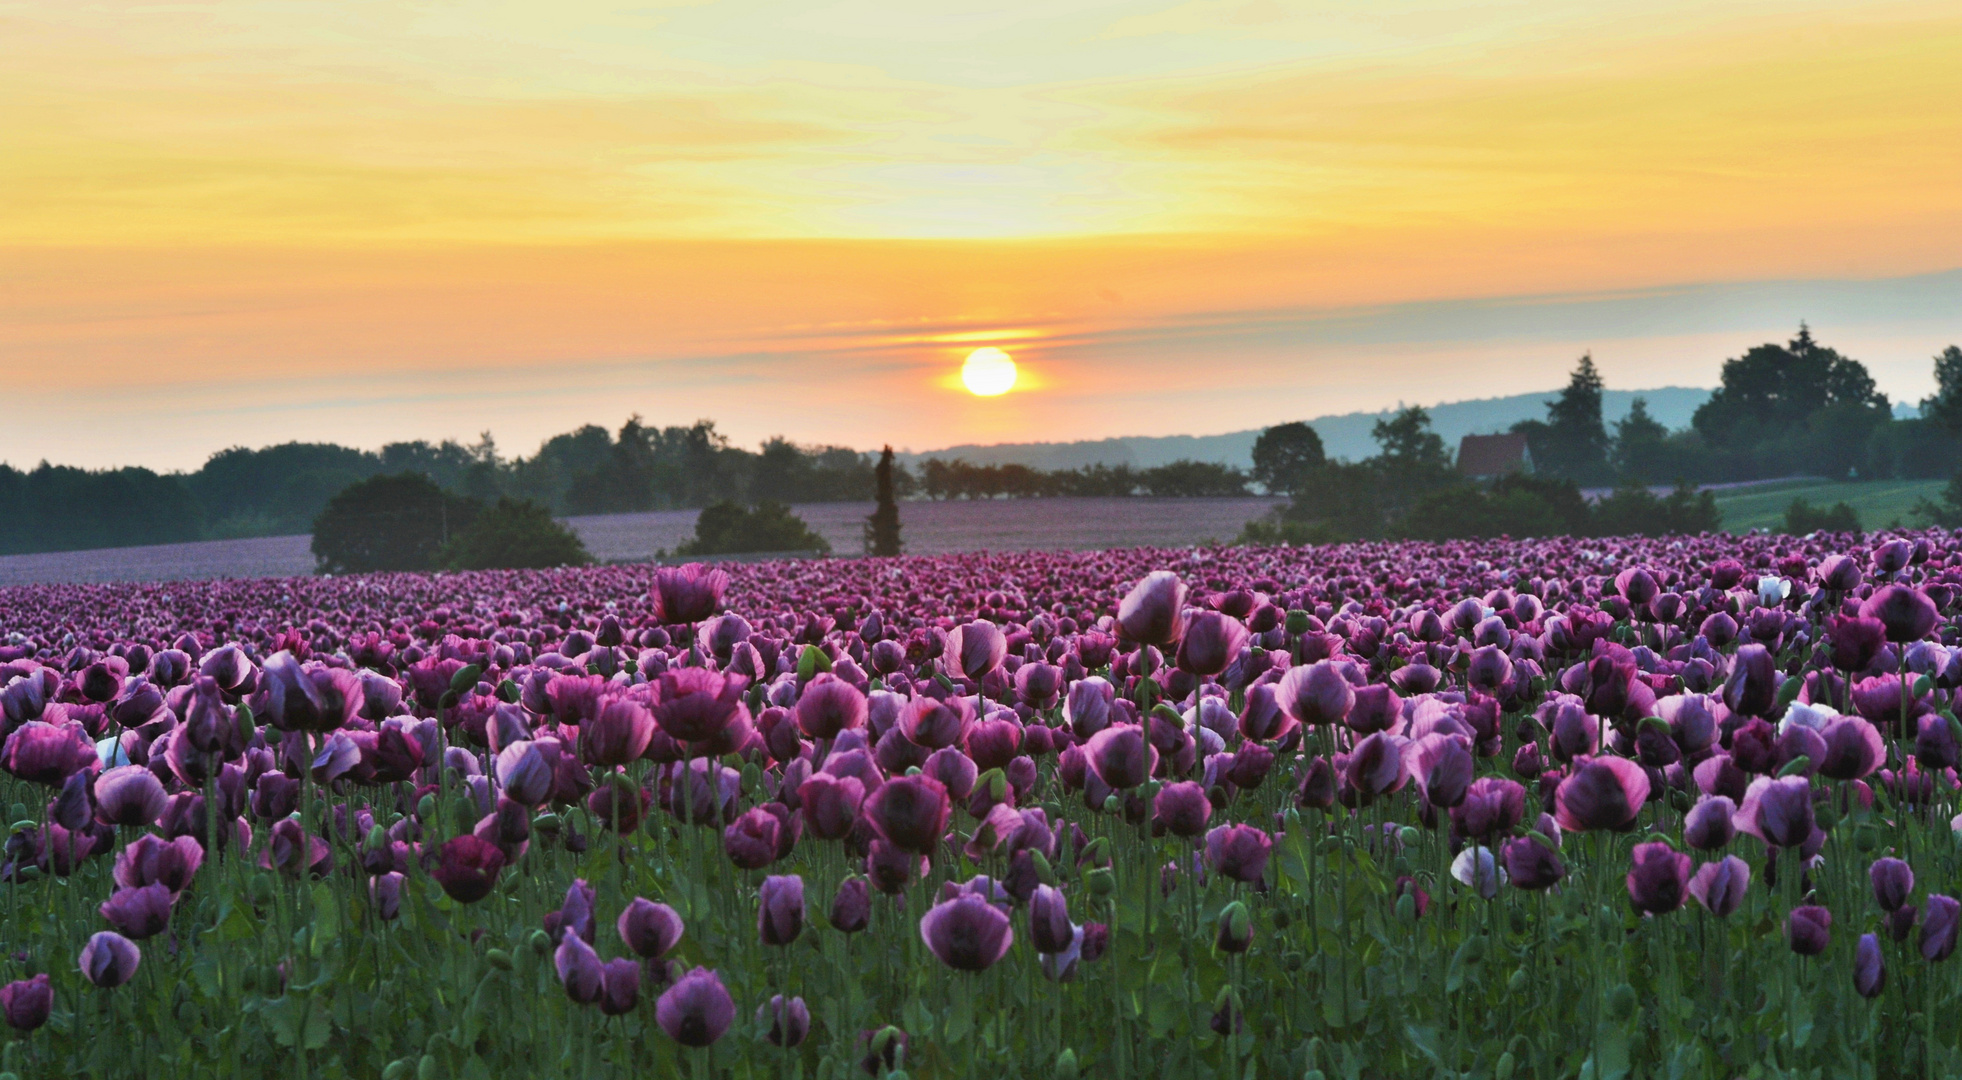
top-left (1085, 867), bottom-right (1115, 897)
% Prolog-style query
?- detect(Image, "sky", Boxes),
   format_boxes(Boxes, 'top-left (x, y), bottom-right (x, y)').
top-left (3, 0), bottom-right (1961, 471)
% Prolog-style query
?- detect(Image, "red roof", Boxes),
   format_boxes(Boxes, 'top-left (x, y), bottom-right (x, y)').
top-left (1457, 433), bottom-right (1532, 477)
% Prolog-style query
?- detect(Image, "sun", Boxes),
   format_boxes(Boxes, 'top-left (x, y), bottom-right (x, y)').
top-left (960, 347), bottom-right (1018, 396)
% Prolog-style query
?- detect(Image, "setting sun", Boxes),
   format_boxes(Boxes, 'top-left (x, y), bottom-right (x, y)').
top-left (960, 347), bottom-right (1019, 397)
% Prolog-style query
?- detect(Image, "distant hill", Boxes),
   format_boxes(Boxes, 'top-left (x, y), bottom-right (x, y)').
top-left (902, 386), bottom-right (1714, 470)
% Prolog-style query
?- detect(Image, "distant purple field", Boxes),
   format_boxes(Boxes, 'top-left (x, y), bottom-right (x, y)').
top-left (0, 496), bottom-right (1283, 586)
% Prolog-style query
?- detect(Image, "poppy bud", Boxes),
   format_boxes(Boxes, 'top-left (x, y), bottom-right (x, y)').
top-left (1215, 900), bottom-right (1253, 953)
top-left (1855, 933), bottom-right (1886, 998)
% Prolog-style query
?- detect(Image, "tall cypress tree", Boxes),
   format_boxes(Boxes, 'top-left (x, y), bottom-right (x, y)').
top-left (1535, 354), bottom-right (1611, 483)
top-left (864, 446), bottom-right (903, 556)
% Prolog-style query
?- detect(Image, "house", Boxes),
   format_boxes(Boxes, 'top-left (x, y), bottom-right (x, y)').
top-left (1457, 433), bottom-right (1532, 479)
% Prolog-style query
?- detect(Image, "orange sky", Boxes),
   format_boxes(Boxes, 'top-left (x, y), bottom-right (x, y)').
top-left (4, 1), bottom-right (1961, 470)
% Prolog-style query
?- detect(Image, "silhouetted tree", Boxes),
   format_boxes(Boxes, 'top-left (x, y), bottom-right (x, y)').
top-left (1922, 345), bottom-right (1962, 432)
top-left (864, 446), bottom-right (903, 556)
top-left (1250, 422), bottom-right (1327, 495)
top-left (1611, 396), bottom-right (1671, 482)
top-left (676, 502), bottom-right (830, 557)
top-left (443, 498), bottom-right (592, 570)
top-left (311, 473), bottom-right (480, 574)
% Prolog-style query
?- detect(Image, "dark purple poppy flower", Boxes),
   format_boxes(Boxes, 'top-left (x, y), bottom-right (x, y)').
top-left (598, 958), bottom-right (640, 1016)
top-left (1738, 776), bottom-right (1814, 849)
top-left (1625, 841), bottom-right (1691, 915)
top-left (830, 877), bottom-right (871, 933)
top-left (1554, 756), bottom-right (1650, 833)
top-left (1501, 836), bottom-right (1565, 890)
top-left (1861, 585), bottom-right (1940, 643)
top-left (1683, 797), bottom-right (1736, 851)
top-left (1278, 661), bottom-right (1355, 730)
top-left (656, 967), bottom-right (735, 1047)
top-left (1688, 856), bottom-right (1750, 917)
top-left (862, 774), bottom-right (950, 855)
top-left (758, 874), bottom-right (805, 947)
top-left (1872, 857), bottom-right (1915, 912)
top-left (798, 772), bottom-right (865, 841)
top-left (1, 721), bottom-right (100, 788)
top-left (0, 974), bottom-right (51, 1031)
top-left (943, 621), bottom-right (1007, 681)
top-left (618, 898), bottom-right (685, 959)
top-left (1854, 933), bottom-right (1885, 997)
top-left (79, 931), bottom-right (141, 988)
top-left (919, 894), bottom-right (1014, 972)
top-left (1451, 777), bottom-right (1526, 841)
top-left (1345, 732), bottom-right (1408, 800)
top-left (1204, 824), bottom-right (1272, 884)
top-left (650, 564), bottom-right (729, 626)
top-left (556, 934), bottom-right (604, 1005)
top-left (1789, 905), bottom-right (1832, 956)
top-left (1028, 884), bottom-right (1073, 954)
top-left (1827, 615), bottom-right (1888, 673)
top-left (796, 673), bottom-right (868, 740)
top-left (113, 834), bottom-right (203, 894)
top-left (757, 994), bottom-right (810, 1047)
top-left (1117, 571), bottom-right (1188, 647)
top-left (1152, 781), bottom-right (1212, 839)
top-left (1922, 895), bottom-right (1960, 961)
top-left (899, 693), bottom-right (975, 751)
top-left (1083, 724), bottom-right (1155, 791)
top-left (429, 835), bottom-right (505, 903)
top-left (99, 882), bottom-right (174, 940)
top-left (1176, 612), bottom-right (1249, 677)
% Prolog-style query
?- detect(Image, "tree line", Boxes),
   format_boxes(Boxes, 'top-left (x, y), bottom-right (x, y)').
top-left (1516, 329), bottom-right (1962, 485)
top-left (4, 327), bottom-right (1960, 555)
top-left (914, 458), bottom-right (1252, 500)
top-left (1240, 327), bottom-right (1962, 544)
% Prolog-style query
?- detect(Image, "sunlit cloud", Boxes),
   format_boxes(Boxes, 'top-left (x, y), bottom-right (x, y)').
top-left (2, 1), bottom-right (1959, 469)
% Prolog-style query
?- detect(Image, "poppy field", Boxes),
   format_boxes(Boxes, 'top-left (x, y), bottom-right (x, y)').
top-left (2, 533), bottom-right (1962, 1079)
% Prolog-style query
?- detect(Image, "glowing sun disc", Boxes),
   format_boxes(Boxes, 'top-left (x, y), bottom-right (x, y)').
top-left (961, 347), bottom-right (1018, 396)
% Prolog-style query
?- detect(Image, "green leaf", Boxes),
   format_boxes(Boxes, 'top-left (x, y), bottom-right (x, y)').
top-left (944, 990), bottom-right (973, 1043)
top-left (191, 952), bottom-right (223, 999)
top-left (263, 996), bottom-right (332, 1051)
top-left (310, 884), bottom-right (340, 957)
top-left (797, 644), bottom-right (832, 680)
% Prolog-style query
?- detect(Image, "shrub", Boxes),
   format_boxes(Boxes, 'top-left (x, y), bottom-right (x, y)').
top-left (311, 473), bottom-right (480, 574)
top-left (1784, 497), bottom-right (1861, 534)
top-left (442, 497), bottom-right (593, 570)
top-left (1591, 481), bottom-right (1722, 537)
top-left (675, 501), bottom-right (830, 557)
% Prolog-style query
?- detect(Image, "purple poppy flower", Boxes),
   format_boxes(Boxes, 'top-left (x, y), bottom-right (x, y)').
top-left (1688, 855), bottom-right (1750, 917)
top-left (919, 894), bottom-right (1014, 972)
top-left (656, 967), bottom-right (735, 1047)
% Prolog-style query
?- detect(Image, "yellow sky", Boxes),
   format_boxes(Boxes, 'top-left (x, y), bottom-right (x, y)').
top-left (3, 1), bottom-right (1961, 468)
